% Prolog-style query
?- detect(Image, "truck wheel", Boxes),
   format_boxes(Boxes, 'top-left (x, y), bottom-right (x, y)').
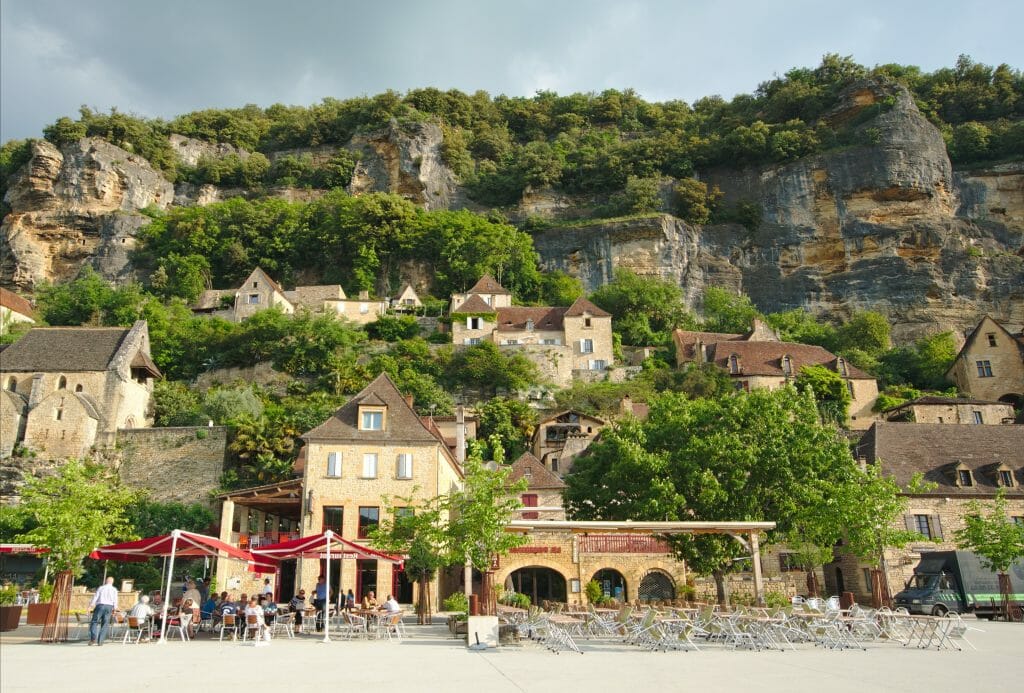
top-left (930, 605), bottom-right (948, 617)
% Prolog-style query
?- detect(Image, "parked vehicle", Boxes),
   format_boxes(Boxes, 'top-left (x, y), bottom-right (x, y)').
top-left (894, 550), bottom-right (1024, 618)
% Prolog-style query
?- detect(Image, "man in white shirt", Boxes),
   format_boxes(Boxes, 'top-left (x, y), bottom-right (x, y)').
top-left (381, 595), bottom-right (401, 615)
top-left (88, 577), bottom-right (119, 645)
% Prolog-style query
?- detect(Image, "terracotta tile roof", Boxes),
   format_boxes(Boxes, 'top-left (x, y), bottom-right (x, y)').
top-left (0, 326), bottom-right (131, 372)
top-left (495, 306), bottom-right (565, 332)
top-left (564, 297), bottom-right (611, 318)
top-left (706, 341), bottom-right (873, 379)
top-left (856, 422), bottom-right (1024, 496)
top-left (452, 294), bottom-right (496, 314)
top-left (0, 287), bottom-right (33, 317)
top-left (468, 274), bottom-right (509, 294)
top-left (192, 289), bottom-right (234, 311)
top-left (508, 452), bottom-right (566, 490)
top-left (285, 285), bottom-right (346, 308)
top-left (130, 350), bottom-right (163, 379)
top-left (302, 372), bottom-right (442, 444)
top-left (672, 330), bottom-right (745, 361)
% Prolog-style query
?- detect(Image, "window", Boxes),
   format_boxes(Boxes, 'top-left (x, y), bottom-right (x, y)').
top-left (863, 568), bottom-right (872, 592)
top-left (360, 409), bottom-right (384, 431)
top-left (327, 452), bottom-right (341, 477)
top-left (914, 514), bottom-right (932, 537)
top-left (580, 339), bottom-right (594, 354)
top-left (909, 514), bottom-right (942, 539)
top-left (464, 337), bottom-right (482, 346)
top-left (541, 338), bottom-right (560, 345)
top-left (75, 384), bottom-right (84, 393)
top-left (976, 360), bottom-right (993, 377)
top-left (957, 469), bottom-right (974, 487)
top-left (778, 553), bottom-right (799, 572)
top-left (987, 333), bottom-right (997, 347)
top-left (503, 339), bottom-right (519, 345)
top-left (362, 453), bottom-right (378, 478)
top-left (584, 317), bottom-right (592, 328)
top-left (837, 357), bottom-right (848, 376)
top-left (550, 458), bottom-right (559, 473)
top-left (467, 317), bottom-right (482, 330)
top-left (522, 494), bottom-right (539, 520)
top-left (729, 354), bottom-right (740, 374)
top-left (972, 411), bottom-right (983, 424)
top-left (55, 408), bottom-right (63, 421)
top-left (1013, 517), bottom-right (1024, 527)
top-left (396, 453), bottom-right (412, 479)
top-left (847, 381), bottom-right (855, 398)
top-left (248, 293), bottom-right (260, 304)
top-left (359, 302), bottom-right (368, 314)
top-left (252, 281), bottom-right (258, 288)
top-left (998, 470), bottom-right (1014, 487)
top-left (358, 507), bottom-right (379, 538)
top-left (322, 506), bottom-right (343, 533)
top-left (733, 380), bottom-right (749, 392)
top-left (57, 375), bottom-right (67, 390)
top-left (781, 355), bottom-right (793, 376)
top-left (4, 377), bottom-right (15, 391)
top-left (589, 359), bottom-right (607, 371)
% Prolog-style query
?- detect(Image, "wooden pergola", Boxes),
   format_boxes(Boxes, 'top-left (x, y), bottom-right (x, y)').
top-left (506, 519), bottom-right (777, 605)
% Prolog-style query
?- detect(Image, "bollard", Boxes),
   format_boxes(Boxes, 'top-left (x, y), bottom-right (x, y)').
top-left (469, 594), bottom-right (480, 616)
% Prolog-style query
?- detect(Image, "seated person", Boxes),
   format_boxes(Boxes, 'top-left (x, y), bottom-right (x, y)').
top-left (201, 594), bottom-right (217, 622)
top-left (262, 596), bottom-right (279, 624)
top-left (380, 594), bottom-right (400, 615)
top-left (244, 597), bottom-right (265, 634)
top-left (361, 590), bottom-right (378, 610)
top-left (288, 589), bottom-right (307, 626)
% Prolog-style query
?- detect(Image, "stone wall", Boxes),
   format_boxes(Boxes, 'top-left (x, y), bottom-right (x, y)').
top-left (115, 427), bottom-right (229, 507)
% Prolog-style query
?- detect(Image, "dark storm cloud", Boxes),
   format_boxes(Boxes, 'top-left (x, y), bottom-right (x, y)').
top-left (2, 0), bottom-right (1022, 141)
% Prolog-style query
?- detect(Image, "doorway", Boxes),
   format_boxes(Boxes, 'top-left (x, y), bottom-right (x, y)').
top-left (509, 567), bottom-right (567, 606)
top-left (592, 568), bottom-right (627, 601)
top-left (835, 567), bottom-right (845, 594)
top-left (278, 560), bottom-right (296, 601)
top-left (392, 566), bottom-right (414, 604)
top-left (357, 559), bottom-right (378, 601)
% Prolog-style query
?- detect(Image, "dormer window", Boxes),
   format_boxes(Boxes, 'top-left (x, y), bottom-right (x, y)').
top-left (996, 466), bottom-right (1015, 488)
top-left (5, 377), bottom-right (16, 391)
top-left (837, 358), bottom-right (848, 376)
top-left (729, 354), bottom-right (740, 374)
top-left (954, 463), bottom-right (974, 487)
top-left (359, 407), bottom-right (385, 431)
top-left (781, 355), bottom-right (793, 376)
top-left (526, 319), bottom-right (534, 331)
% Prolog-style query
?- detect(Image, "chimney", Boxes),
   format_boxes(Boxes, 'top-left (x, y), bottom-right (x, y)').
top-left (455, 405), bottom-right (466, 466)
top-left (28, 373), bottom-right (45, 408)
top-left (404, 394), bottom-right (414, 408)
top-left (359, 290), bottom-right (369, 300)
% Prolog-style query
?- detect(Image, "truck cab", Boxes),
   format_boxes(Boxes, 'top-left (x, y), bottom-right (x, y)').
top-left (895, 571), bottom-right (965, 616)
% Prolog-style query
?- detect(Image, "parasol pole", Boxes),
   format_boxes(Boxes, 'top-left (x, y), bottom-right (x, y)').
top-left (322, 530), bottom-right (332, 643)
top-left (159, 530), bottom-right (180, 644)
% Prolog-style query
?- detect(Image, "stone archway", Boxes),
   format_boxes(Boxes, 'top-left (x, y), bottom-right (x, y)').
top-left (507, 566), bottom-right (567, 606)
top-left (638, 570), bottom-right (676, 602)
top-left (591, 568), bottom-right (627, 601)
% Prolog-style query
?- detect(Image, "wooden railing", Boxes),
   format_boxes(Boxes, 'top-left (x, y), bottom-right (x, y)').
top-left (579, 535), bottom-right (671, 554)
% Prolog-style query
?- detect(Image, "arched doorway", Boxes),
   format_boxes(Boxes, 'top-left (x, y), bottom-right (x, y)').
top-left (638, 570), bottom-right (675, 602)
top-left (592, 568), bottom-right (627, 601)
top-left (834, 567), bottom-right (845, 594)
top-left (508, 566), bottom-right (567, 606)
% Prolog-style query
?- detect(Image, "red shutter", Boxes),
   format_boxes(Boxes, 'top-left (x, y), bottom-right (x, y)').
top-left (522, 494), bottom-right (538, 520)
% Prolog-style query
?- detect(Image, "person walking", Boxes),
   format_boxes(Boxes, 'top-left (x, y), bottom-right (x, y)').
top-left (88, 576), bottom-right (119, 646)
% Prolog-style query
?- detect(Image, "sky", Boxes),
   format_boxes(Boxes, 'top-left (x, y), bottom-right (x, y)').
top-left (2, 0), bottom-right (1023, 143)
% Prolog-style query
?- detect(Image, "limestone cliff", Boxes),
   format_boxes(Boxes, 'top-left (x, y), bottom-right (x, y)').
top-left (533, 85), bottom-right (1024, 341)
top-left (1, 138), bottom-right (174, 289)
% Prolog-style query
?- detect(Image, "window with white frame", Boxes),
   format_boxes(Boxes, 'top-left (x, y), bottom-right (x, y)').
top-left (359, 302), bottom-right (369, 314)
top-left (467, 317), bottom-right (483, 330)
top-left (362, 453), bottom-right (378, 478)
top-left (579, 338), bottom-right (594, 354)
top-left (589, 359), bottom-right (607, 370)
top-left (360, 408), bottom-right (384, 430)
top-left (973, 410), bottom-right (983, 424)
top-left (464, 337), bottom-right (482, 345)
top-left (327, 451), bottom-right (341, 477)
top-left (396, 453), bottom-right (413, 479)
top-left (248, 294), bottom-right (260, 304)
top-left (541, 338), bottom-right (560, 345)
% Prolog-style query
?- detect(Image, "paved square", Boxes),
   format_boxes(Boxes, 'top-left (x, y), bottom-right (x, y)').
top-left (2, 619), bottom-right (1021, 692)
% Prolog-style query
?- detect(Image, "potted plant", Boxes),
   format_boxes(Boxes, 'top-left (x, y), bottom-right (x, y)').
top-left (443, 593), bottom-right (469, 637)
top-left (26, 583), bottom-right (54, 625)
top-left (0, 586), bottom-right (23, 632)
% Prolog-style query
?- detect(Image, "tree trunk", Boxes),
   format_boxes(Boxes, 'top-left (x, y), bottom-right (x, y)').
top-left (712, 570), bottom-right (729, 607)
top-left (806, 568), bottom-right (820, 597)
top-left (40, 570), bottom-right (73, 643)
top-left (417, 575), bottom-right (432, 625)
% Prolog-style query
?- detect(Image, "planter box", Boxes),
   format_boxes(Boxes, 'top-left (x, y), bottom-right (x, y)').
top-left (27, 602), bottom-right (52, 625)
top-left (0, 605), bottom-right (23, 632)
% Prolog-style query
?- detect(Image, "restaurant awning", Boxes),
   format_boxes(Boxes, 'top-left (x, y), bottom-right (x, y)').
top-left (0, 543), bottom-right (50, 554)
top-left (251, 530), bottom-right (403, 565)
top-left (90, 530), bottom-right (252, 562)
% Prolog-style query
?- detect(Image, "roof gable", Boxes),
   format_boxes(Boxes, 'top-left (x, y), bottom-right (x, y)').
top-left (468, 274), bottom-right (509, 295)
top-left (0, 287), bottom-right (33, 317)
top-left (302, 372), bottom-right (441, 444)
top-left (452, 294), bottom-right (496, 314)
top-left (508, 452), bottom-right (566, 489)
top-left (244, 267), bottom-right (287, 296)
top-left (948, 315), bottom-right (1024, 375)
top-left (495, 306), bottom-right (565, 332)
top-left (564, 297), bottom-right (611, 318)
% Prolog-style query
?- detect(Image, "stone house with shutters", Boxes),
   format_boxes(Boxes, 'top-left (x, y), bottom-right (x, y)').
top-left (450, 276), bottom-right (614, 388)
top-left (882, 396), bottom-right (1017, 425)
top-left (192, 267), bottom-right (388, 325)
top-left (826, 422), bottom-right (1024, 603)
top-left (391, 284), bottom-right (423, 311)
top-left (673, 320), bottom-right (880, 430)
top-left (508, 452), bottom-right (566, 521)
top-left (532, 410), bottom-right (607, 476)
top-left (946, 316), bottom-right (1024, 408)
top-left (0, 321), bottom-right (160, 460)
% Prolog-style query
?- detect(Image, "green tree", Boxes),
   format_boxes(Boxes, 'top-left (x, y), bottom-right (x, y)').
top-left (564, 387), bottom-right (863, 604)
top-left (367, 315), bottom-right (420, 341)
top-left (538, 271), bottom-right (584, 306)
top-left (476, 397), bottom-right (538, 461)
top-left (954, 489), bottom-right (1024, 618)
top-left (672, 178), bottom-right (722, 225)
top-left (202, 386), bottom-right (264, 425)
top-left (16, 460), bottom-right (138, 577)
top-left (835, 311), bottom-right (892, 357)
top-left (794, 364), bottom-right (852, 426)
top-left (701, 286), bottom-right (762, 334)
top-left (589, 269), bottom-right (695, 346)
top-left (444, 342), bottom-right (540, 397)
top-left (125, 499), bottom-right (216, 537)
top-left (153, 380), bottom-right (204, 426)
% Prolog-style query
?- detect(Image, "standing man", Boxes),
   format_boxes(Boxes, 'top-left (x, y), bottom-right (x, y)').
top-left (88, 577), bottom-right (119, 646)
top-left (313, 576), bottom-right (327, 632)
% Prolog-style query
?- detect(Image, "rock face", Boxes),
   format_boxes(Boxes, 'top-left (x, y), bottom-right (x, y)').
top-left (1, 138), bottom-right (174, 288)
top-left (347, 120), bottom-right (461, 210)
top-left (533, 85), bottom-right (1024, 341)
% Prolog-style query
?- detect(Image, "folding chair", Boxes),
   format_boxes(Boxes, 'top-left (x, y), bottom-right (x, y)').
top-left (377, 613), bottom-right (403, 641)
top-left (122, 616), bottom-right (148, 644)
top-left (169, 612), bottom-right (192, 642)
top-left (272, 611), bottom-right (295, 639)
top-left (242, 613), bottom-right (264, 642)
top-left (218, 613), bottom-right (237, 641)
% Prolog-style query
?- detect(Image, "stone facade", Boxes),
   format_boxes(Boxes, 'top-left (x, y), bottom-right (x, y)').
top-left (0, 321), bottom-right (159, 460)
top-left (115, 426), bottom-right (229, 507)
top-left (532, 411), bottom-right (606, 476)
top-left (883, 396), bottom-right (1017, 425)
top-left (946, 316), bottom-right (1024, 405)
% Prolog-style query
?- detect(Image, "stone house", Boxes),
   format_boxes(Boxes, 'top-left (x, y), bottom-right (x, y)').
top-left (391, 284), bottom-right (423, 311)
top-left (827, 422), bottom-right (1024, 604)
top-left (450, 276), bottom-right (615, 388)
top-left (507, 452), bottom-right (566, 521)
top-left (882, 396), bottom-right (1017, 425)
top-left (0, 287), bottom-right (34, 335)
top-left (532, 410), bottom-right (607, 476)
top-left (946, 316), bottom-right (1024, 408)
top-left (673, 320), bottom-right (879, 430)
top-left (0, 321), bottom-right (160, 460)
top-left (192, 267), bottom-right (388, 325)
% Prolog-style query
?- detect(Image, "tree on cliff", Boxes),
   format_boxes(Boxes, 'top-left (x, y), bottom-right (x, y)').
top-left (563, 387), bottom-right (880, 605)
top-left (589, 269), bottom-right (695, 346)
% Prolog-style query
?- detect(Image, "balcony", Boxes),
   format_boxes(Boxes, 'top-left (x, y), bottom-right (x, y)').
top-left (579, 535), bottom-right (671, 554)
top-left (233, 532), bottom-right (301, 549)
